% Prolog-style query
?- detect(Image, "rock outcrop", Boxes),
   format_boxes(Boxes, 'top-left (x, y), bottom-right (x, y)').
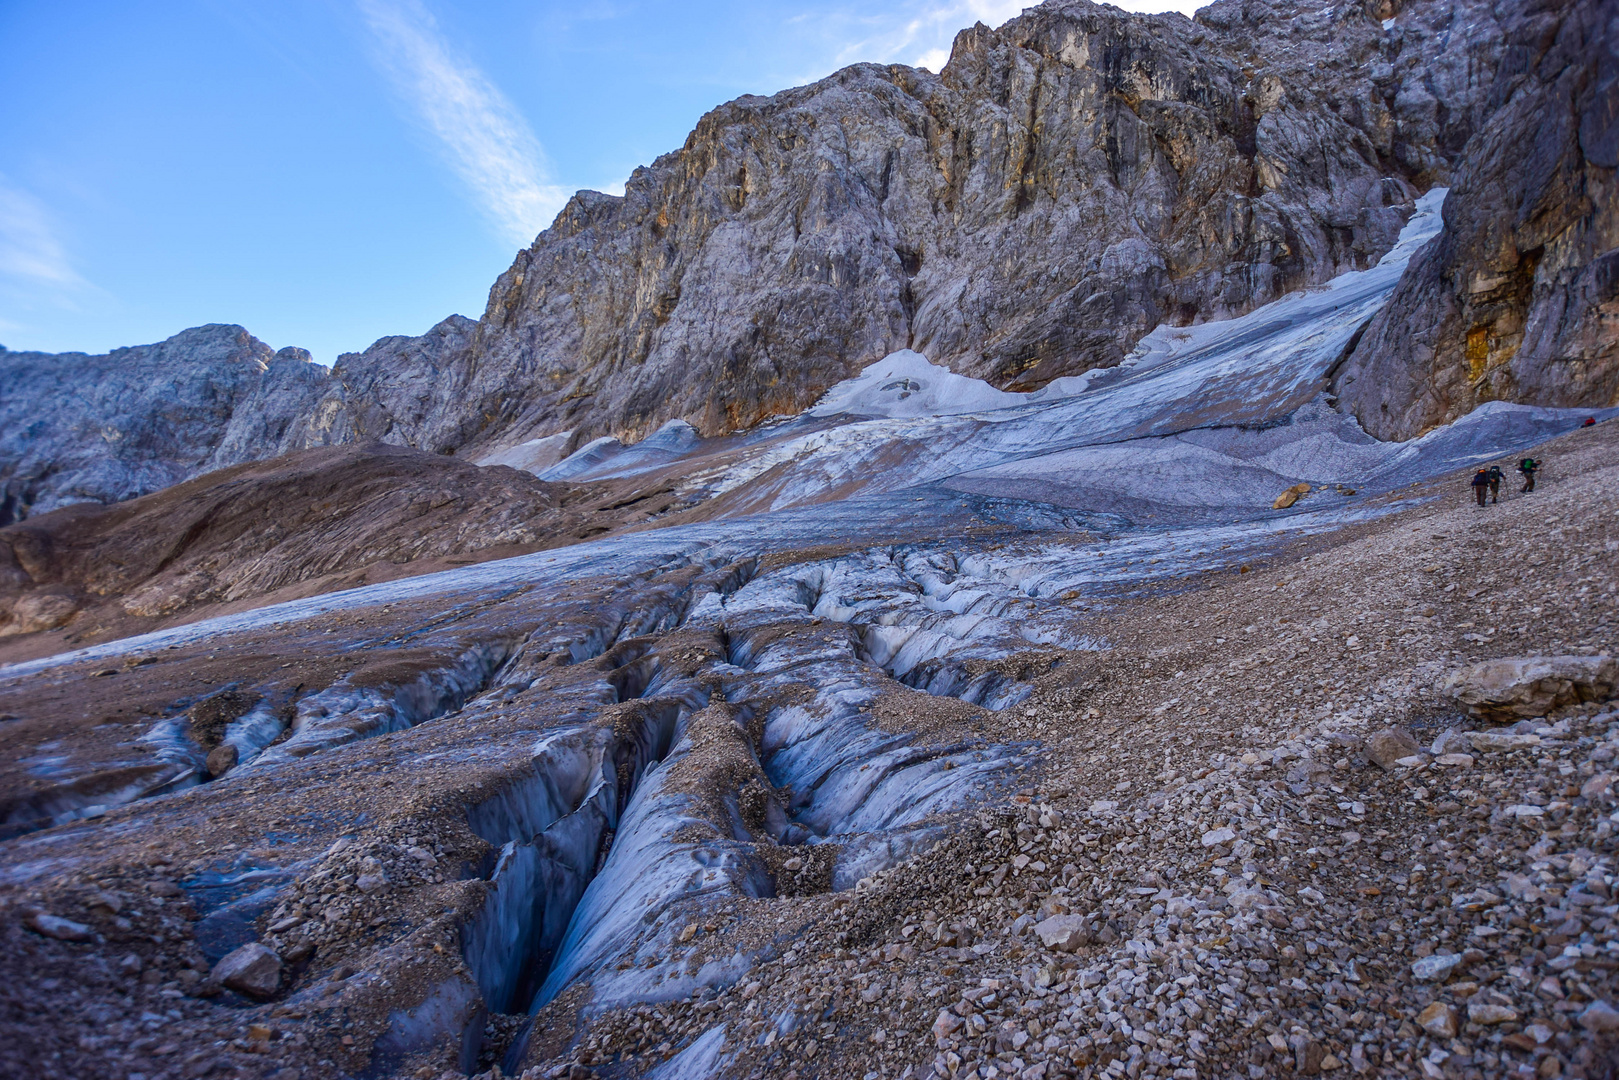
top-left (387, 0), bottom-right (1448, 451)
top-left (1442, 654), bottom-right (1618, 720)
top-left (0, 325), bottom-right (338, 523)
top-left (1334, 0), bottom-right (1619, 438)
top-left (6, 0), bottom-right (1608, 515)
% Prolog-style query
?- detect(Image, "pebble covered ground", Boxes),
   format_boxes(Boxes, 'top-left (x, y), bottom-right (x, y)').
top-left (1, 420), bottom-right (1616, 1080)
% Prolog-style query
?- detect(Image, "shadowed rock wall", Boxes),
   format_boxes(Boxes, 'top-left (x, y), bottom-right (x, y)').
top-left (1334, 0), bottom-right (1619, 439)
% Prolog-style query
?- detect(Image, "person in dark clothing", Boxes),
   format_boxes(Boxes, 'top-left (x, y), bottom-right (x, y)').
top-left (1487, 465), bottom-right (1505, 502)
top-left (1472, 469), bottom-right (1491, 506)
top-left (1518, 457), bottom-right (1541, 492)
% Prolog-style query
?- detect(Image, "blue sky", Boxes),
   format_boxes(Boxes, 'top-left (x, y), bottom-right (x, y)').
top-left (0, 0), bottom-right (1198, 364)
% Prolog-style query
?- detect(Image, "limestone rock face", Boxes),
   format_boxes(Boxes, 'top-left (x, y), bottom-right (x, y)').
top-left (431, 0), bottom-right (1443, 450)
top-left (0, 325), bottom-right (339, 523)
top-left (1442, 654), bottom-right (1618, 720)
top-left (1334, 0), bottom-right (1619, 439)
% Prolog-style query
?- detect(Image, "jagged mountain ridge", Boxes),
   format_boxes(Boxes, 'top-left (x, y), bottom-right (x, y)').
top-left (2, 0), bottom-right (1614, 523)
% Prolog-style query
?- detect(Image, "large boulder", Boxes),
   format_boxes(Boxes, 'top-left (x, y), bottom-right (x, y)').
top-left (1365, 726), bottom-right (1424, 770)
top-left (1033, 914), bottom-right (1091, 953)
top-left (1441, 655), bottom-right (1617, 720)
top-left (211, 942), bottom-right (282, 998)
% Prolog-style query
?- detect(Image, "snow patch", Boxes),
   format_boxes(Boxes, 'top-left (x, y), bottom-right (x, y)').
top-left (476, 430), bottom-right (575, 475)
top-left (809, 349), bottom-right (1028, 419)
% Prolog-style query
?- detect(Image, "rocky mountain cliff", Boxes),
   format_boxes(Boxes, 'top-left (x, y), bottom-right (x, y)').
top-left (3, 0), bottom-right (1614, 521)
top-left (0, 326), bottom-right (336, 523)
top-left (1333, 0), bottom-right (1619, 438)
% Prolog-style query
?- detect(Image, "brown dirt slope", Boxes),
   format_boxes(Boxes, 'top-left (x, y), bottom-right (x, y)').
top-left (0, 444), bottom-right (686, 665)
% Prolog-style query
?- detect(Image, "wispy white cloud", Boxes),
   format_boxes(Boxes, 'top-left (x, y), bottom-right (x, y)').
top-left (830, 1), bottom-right (1035, 71)
top-left (831, 0), bottom-right (1202, 72)
top-left (0, 178), bottom-right (87, 290)
top-left (356, 0), bottom-right (569, 247)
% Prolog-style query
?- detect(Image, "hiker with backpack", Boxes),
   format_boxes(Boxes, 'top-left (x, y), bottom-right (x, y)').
top-left (1518, 457), bottom-right (1541, 492)
top-left (1471, 468), bottom-right (1491, 506)
top-left (1487, 465), bottom-right (1505, 503)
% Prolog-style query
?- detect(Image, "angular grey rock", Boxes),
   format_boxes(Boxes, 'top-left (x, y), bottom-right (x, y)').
top-left (1441, 655), bottom-right (1617, 720)
top-left (211, 942), bottom-right (282, 998)
top-left (1430, 728), bottom-right (1472, 755)
top-left (1365, 727), bottom-right (1423, 770)
top-left (1469, 730), bottom-right (1542, 752)
top-left (1410, 952), bottom-right (1463, 981)
top-left (25, 912), bottom-right (92, 942)
top-left (1579, 1000), bottom-right (1619, 1033)
top-left (1032, 914), bottom-right (1090, 952)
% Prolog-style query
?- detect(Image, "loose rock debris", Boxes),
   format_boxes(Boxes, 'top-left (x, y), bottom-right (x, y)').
top-left (1, 426), bottom-right (1617, 1080)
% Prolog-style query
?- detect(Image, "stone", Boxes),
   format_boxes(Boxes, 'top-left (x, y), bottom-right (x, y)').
top-left (1365, 727), bottom-right (1423, 770)
top-left (0, 591), bottom-right (79, 637)
top-left (1578, 1000), bottom-right (1619, 1033)
top-left (206, 743), bottom-right (239, 778)
top-left (1418, 1002), bottom-right (1459, 1039)
top-left (1469, 731), bottom-right (1541, 752)
top-left (1430, 729), bottom-right (1472, 755)
top-left (1273, 489), bottom-right (1301, 510)
top-left (1439, 655), bottom-right (1618, 721)
top-left (1410, 953), bottom-right (1463, 981)
top-left (1466, 1002), bottom-right (1518, 1025)
top-left (1291, 1033), bottom-right (1324, 1074)
top-left (405, 846), bottom-right (437, 866)
top-left (933, 1009), bottom-right (963, 1045)
top-left (25, 912), bottom-right (92, 942)
top-left (86, 890), bottom-right (123, 915)
top-left (1032, 915), bottom-right (1090, 953)
top-left (1580, 772), bottom-right (1615, 800)
top-left (211, 943), bottom-right (282, 999)
top-left (1201, 827), bottom-right (1237, 848)
top-left (1435, 753), bottom-right (1474, 767)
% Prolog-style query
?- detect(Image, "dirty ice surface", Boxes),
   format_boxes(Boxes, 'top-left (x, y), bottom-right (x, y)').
top-left (8, 191), bottom-right (1615, 680)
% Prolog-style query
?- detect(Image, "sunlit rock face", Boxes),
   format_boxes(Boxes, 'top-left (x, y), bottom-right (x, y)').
top-left (414, 0), bottom-right (1440, 450)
